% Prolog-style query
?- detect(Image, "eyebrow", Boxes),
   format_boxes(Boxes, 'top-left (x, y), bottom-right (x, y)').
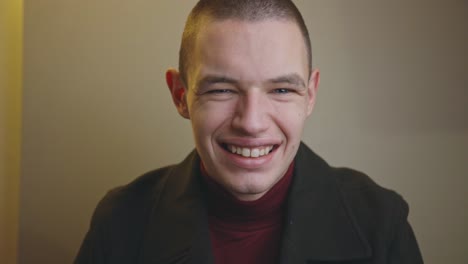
top-left (195, 73), bottom-right (306, 89)
top-left (196, 75), bottom-right (238, 88)
top-left (267, 73), bottom-right (306, 88)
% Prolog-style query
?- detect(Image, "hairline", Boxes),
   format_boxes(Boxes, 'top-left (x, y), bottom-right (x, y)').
top-left (180, 13), bottom-right (313, 88)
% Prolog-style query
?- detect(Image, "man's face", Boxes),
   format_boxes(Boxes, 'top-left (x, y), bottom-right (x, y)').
top-left (167, 19), bottom-right (319, 201)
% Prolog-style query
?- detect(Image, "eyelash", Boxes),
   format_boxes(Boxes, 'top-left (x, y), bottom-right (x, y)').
top-left (273, 88), bottom-right (291, 94)
top-left (206, 89), bottom-right (234, 94)
top-left (200, 87), bottom-right (297, 97)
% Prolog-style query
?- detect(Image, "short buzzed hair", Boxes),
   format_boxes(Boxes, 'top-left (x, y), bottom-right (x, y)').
top-left (179, 0), bottom-right (312, 87)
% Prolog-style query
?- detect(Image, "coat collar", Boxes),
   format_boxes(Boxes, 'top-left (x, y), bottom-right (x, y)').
top-left (140, 151), bottom-right (214, 264)
top-left (280, 143), bottom-right (372, 263)
top-left (140, 143), bottom-right (372, 263)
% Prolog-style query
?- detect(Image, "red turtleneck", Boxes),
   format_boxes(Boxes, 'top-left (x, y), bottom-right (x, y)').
top-left (200, 162), bottom-right (294, 264)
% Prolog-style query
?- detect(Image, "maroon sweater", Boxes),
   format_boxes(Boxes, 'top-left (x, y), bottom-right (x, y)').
top-left (201, 163), bottom-right (294, 264)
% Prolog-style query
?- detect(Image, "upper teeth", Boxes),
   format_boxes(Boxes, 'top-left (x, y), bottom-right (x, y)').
top-left (228, 145), bottom-right (273, 158)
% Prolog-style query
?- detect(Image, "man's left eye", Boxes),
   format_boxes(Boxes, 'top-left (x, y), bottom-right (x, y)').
top-left (273, 88), bottom-right (291, 94)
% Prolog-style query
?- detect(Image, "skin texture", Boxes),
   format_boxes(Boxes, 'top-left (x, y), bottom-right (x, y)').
top-left (166, 19), bottom-right (320, 201)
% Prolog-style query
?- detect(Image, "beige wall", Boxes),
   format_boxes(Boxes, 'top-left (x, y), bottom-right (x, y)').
top-left (21, 0), bottom-right (467, 263)
top-left (0, 0), bottom-right (23, 263)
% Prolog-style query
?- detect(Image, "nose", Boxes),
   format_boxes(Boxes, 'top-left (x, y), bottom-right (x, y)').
top-left (231, 91), bottom-right (270, 135)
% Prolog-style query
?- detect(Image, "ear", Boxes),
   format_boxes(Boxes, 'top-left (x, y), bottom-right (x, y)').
top-left (166, 68), bottom-right (190, 119)
top-left (306, 69), bottom-right (320, 116)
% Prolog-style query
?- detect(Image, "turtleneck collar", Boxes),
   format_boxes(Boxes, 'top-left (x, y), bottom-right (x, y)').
top-left (200, 162), bottom-right (294, 226)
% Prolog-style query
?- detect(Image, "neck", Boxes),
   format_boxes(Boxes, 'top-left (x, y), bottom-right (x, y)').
top-left (200, 162), bottom-right (295, 222)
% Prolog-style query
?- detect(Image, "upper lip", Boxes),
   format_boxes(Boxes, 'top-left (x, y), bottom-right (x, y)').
top-left (219, 137), bottom-right (281, 148)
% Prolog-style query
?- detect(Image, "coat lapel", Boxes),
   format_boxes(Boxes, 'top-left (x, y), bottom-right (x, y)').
top-left (139, 143), bottom-right (372, 263)
top-left (280, 143), bottom-right (372, 263)
top-left (139, 151), bottom-right (214, 264)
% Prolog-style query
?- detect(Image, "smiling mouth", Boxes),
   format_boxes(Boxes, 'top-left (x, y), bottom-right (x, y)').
top-left (221, 144), bottom-right (277, 158)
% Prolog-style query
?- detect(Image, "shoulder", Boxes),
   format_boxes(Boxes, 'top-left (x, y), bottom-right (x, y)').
top-left (331, 167), bottom-right (409, 240)
top-left (76, 165), bottom-right (179, 262)
top-left (104, 165), bottom-right (175, 206)
top-left (296, 142), bottom-right (408, 213)
top-left (332, 166), bottom-right (408, 213)
top-left (330, 167), bottom-right (423, 262)
top-left (91, 150), bottom-right (200, 228)
top-left (297, 143), bottom-right (410, 236)
top-left (76, 151), bottom-right (202, 262)
top-left (90, 165), bottom-right (176, 233)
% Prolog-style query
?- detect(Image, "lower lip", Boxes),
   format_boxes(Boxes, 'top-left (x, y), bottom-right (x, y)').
top-left (221, 146), bottom-right (277, 169)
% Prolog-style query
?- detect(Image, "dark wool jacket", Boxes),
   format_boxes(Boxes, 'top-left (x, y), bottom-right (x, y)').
top-left (75, 143), bottom-right (423, 264)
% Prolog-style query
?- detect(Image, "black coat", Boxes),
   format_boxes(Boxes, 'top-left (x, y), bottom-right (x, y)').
top-left (75, 143), bottom-right (423, 263)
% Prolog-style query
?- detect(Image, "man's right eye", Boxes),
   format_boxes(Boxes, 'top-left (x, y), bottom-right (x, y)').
top-left (206, 89), bottom-right (233, 94)
top-left (199, 88), bottom-right (237, 101)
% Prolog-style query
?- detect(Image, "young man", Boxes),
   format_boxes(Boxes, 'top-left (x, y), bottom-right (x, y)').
top-left (76, 1), bottom-right (423, 263)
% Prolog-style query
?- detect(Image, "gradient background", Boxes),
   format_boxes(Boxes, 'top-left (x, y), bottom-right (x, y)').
top-left (0, 0), bottom-right (22, 263)
top-left (18, 0), bottom-right (467, 263)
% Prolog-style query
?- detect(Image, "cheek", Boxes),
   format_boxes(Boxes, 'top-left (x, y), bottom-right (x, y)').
top-left (190, 102), bottom-right (235, 138)
top-left (273, 102), bottom-right (308, 134)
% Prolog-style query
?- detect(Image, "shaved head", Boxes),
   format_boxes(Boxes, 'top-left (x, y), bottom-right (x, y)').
top-left (179, 0), bottom-right (312, 87)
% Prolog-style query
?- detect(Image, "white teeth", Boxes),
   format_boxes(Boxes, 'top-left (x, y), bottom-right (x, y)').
top-left (251, 149), bottom-right (260, 158)
top-left (236, 147), bottom-right (242, 154)
top-left (226, 144), bottom-right (274, 158)
top-left (242, 148), bottom-right (250, 157)
top-left (230, 145), bottom-right (236, 153)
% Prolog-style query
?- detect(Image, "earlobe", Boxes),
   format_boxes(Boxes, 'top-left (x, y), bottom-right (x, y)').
top-left (166, 68), bottom-right (190, 119)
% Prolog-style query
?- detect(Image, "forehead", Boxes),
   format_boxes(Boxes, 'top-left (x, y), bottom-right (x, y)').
top-left (189, 18), bottom-right (309, 86)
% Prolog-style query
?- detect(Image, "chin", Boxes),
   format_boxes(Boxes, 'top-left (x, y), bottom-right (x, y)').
top-left (225, 176), bottom-right (277, 200)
